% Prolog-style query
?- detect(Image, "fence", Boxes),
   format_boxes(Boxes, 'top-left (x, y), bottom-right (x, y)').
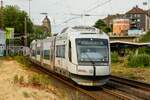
top-left (0, 46), bottom-right (30, 56)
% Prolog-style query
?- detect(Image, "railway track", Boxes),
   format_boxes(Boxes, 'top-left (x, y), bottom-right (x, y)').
top-left (31, 64), bottom-right (150, 100)
top-left (107, 75), bottom-right (150, 100)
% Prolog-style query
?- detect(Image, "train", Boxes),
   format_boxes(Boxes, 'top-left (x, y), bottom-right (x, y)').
top-left (30, 26), bottom-right (111, 86)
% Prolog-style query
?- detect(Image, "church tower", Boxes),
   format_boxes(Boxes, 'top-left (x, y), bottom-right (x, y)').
top-left (42, 16), bottom-right (51, 34)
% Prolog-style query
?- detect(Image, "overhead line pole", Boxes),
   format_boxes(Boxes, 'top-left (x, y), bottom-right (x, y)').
top-left (0, 0), bottom-right (3, 9)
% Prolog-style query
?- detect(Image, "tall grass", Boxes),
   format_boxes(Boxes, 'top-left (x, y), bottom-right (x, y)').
top-left (128, 53), bottom-right (150, 67)
top-left (111, 52), bottom-right (119, 63)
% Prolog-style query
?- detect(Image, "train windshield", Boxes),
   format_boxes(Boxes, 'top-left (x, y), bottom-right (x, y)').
top-left (76, 38), bottom-right (109, 66)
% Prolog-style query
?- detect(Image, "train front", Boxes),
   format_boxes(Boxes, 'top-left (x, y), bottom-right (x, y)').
top-left (68, 28), bottom-right (110, 86)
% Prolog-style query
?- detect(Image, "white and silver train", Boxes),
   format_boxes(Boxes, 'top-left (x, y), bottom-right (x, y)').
top-left (30, 26), bottom-right (111, 86)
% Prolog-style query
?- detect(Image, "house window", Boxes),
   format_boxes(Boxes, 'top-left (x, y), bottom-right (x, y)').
top-left (137, 14), bottom-right (141, 17)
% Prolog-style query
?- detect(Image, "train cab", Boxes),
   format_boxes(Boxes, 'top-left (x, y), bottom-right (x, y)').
top-left (55, 26), bottom-right (111, 86)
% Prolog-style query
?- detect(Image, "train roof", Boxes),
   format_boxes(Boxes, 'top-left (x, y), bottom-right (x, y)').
top-left (60, 26), bottom-right (101, 34)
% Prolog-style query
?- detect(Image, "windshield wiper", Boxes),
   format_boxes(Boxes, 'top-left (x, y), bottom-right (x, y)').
top-left (85, 53), bottom-right (96, 77)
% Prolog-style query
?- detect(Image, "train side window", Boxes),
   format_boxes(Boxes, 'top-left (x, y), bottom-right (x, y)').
top-left (56, 45), bottom-right (65, 58)
top-left (69, 40), bottom-right (72, 62)
top-left (44, 50), bottom-right (50, 59)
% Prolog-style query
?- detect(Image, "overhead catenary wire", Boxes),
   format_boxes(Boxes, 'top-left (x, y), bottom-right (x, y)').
top-left (86, 0), bottom-right (112, 13)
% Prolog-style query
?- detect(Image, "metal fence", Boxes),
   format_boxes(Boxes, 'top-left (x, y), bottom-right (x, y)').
top-left (0, 46), bottom-right (30, 56)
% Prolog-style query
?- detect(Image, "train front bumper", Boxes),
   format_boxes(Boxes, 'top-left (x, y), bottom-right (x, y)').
top-left (70, 74), bottom-right (110, 86)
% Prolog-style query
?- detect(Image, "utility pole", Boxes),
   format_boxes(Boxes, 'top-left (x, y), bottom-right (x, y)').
top-left (0, 0), bottom-right (3, 9)
top-left (29, 0), bottom-right (31, 17)
top-left (24, 17), bottom-right (27, 46)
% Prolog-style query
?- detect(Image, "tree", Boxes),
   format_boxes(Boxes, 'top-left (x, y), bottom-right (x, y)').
top-left (0, 5), bottom-right (34, 46)
top-left (0, 9), bottom-right (3, 29)
top-left (3, 5), bottom-right (33, 33)
top-left (94, 19), bottom-right (112, 33)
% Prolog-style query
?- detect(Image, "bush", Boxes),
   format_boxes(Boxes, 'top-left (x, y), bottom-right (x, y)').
top-left (128, 53), bottom-right (150, 67)
top-left (111, 52), bottom-right (119, 63)
top-left (138, 47), bottom-right (150, 55)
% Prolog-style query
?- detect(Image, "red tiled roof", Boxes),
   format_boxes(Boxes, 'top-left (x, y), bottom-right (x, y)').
top-left (126, 6), bottom-right (146, 14)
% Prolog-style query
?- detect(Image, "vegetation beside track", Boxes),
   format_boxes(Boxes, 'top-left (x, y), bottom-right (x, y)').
top-left (111, 47), bottom-right (150, 84)
top-left (0, 57), bottom-right (75, 99)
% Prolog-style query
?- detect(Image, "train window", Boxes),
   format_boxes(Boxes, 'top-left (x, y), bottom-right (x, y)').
top-left (44, 50), bottom-right (50, 59)
top-left (69, 40), bottom-right (72, 62)
top-left (37, 50), bottom-right (40, 55)
top-left (56, 45), bottom-right (65, 58)
top-left (32, 50), bottom-right (36, 56)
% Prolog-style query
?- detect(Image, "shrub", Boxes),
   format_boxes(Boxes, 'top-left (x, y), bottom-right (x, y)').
top-left (138, 47), bottom-right (150, 55)
top-left (128, 53), bottom-right (150, 67)
top-left (111, 52), bottom-right (119, 63)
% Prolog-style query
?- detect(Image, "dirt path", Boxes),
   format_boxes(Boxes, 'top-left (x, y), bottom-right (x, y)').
top-left (0, 57), bottom-right (59, 100)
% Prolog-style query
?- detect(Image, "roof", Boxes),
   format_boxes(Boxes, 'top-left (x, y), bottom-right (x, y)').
top-left (110, 41), bottom-right (150, 46)
top-left (103, 14), bottom-right (124, 21)
top-left (126, 6), bottom-right (146, 14)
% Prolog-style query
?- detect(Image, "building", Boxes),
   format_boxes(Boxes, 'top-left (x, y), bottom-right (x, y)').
top-left (103, 14), bottom-right (125, 29)
top-left (125, 5), bottom-right (150, 31)
top-left (0, 29), bottom-right (5, 56)
top-left (113, 19), bottom-right (130, 36)
top-left (103, 5), bottom-right (150, 36)
top-left (42, 16), bottom-right (51, 34)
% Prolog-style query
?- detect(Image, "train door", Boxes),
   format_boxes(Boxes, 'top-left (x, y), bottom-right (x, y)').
top-left (60, 44), bottom-right (67, 71)
top-left (36, 41), bottom-right (41, 63)
top-left (55, 41), bottom-right (67, 75)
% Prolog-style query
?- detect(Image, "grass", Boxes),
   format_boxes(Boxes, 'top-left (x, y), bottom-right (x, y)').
top-left (13, 56), bottom-right (33, 69)
top-left (28, 73), bottom-right (50, 88)
top-left (111, 62), bottom-right (150, 83)
top-left (13, 75), bottom-right (25, 84)
top-left (128, 53), bottom-right (150, 67)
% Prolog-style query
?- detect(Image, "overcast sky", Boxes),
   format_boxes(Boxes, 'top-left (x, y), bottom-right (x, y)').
top-left (3, 0), bottom-right (149, 33)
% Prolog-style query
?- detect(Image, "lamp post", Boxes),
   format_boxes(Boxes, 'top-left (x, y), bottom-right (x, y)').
top-left (28, 0), bottom-right (31, 18)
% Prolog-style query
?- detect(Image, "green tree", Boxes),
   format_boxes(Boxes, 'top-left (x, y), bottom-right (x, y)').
top-left (0, 5), bottom-right (34, 46)
top-left (0, 9), bottom-right (4, 29)
top-left (3, 5), bottom-right (33, 33)
top-left (94, 19), bottom-right (112, 33)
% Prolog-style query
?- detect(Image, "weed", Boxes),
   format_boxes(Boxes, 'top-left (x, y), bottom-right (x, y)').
top-left (14, 56), bottom-right (32, 69)
top-left (19, 75), bottom-right (24, 84)
top-left (28, 73), bottom-right (50, 88)
top-left (22, 91), bottom-right (30, 98)
top-left (13, 74), bottom-right (19, 84)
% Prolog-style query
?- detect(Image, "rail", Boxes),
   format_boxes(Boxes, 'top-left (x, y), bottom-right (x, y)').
top-left (30, 62), bottom-right (145, 100)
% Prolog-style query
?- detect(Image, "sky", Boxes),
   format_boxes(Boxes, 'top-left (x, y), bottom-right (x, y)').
top-left (3, 0), bottom-right (149, 33)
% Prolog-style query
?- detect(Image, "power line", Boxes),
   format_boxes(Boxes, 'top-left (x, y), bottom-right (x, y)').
top-left (86, 0), bottom-right (112, 13)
